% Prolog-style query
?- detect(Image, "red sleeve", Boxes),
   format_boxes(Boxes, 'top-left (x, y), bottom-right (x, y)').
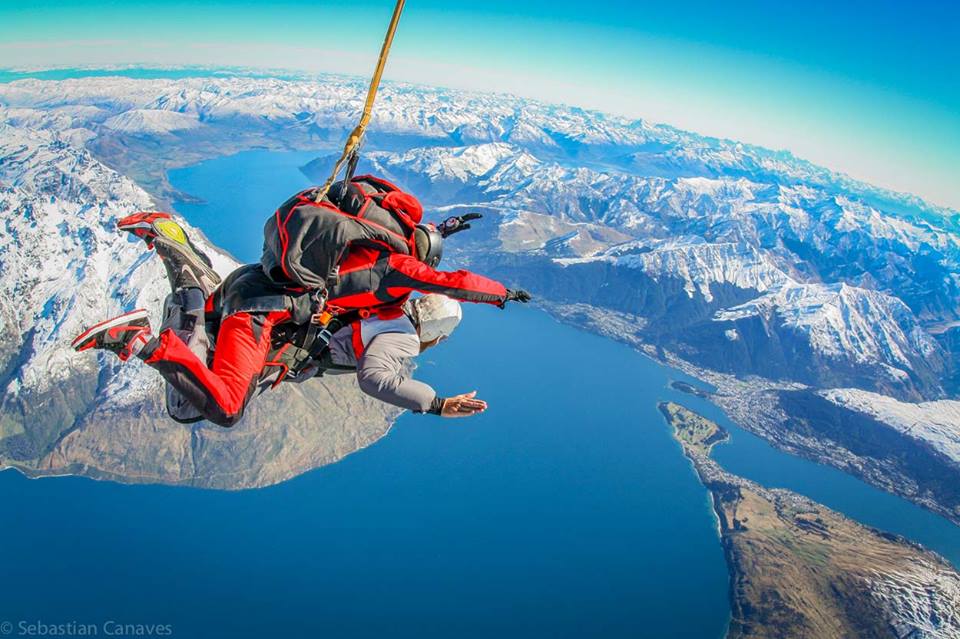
top-left (382, 254), bottom-right (508, 305)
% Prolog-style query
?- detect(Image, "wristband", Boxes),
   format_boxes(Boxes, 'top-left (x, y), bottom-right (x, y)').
top-left (427, 396), bottom-right (445, 415)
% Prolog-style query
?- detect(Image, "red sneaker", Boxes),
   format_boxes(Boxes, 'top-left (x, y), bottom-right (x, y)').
top-left (117, 212), bottom-right (175, 248)
top-left (71, 309), bottom-right (153, 362)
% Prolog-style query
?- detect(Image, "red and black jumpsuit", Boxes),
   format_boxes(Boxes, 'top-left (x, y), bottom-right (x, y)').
top-left (327, 245), bottom-right (509, 312)
top-left (139, 255), bottom-right (508, 427)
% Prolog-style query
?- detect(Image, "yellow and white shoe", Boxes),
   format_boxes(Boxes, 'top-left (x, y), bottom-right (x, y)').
top-left (118, 212), bottom-right (222, 296)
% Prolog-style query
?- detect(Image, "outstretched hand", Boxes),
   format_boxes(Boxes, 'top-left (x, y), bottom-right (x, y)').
top-left (502, 289), bottom-right (532, 307)
top-left (438, 212), bottom-right (483, 238)
top-left (441, 391), bottom-right (488, 418)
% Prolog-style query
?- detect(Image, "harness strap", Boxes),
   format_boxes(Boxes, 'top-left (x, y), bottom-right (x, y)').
top-left (314, 0), bottom-right (406, 202)
top-left (261, 308), bottom-right (366, 388)
top-left (299, 322), bottom-right (321, 357)
top-left (304, 310), bottom-right (362, 362)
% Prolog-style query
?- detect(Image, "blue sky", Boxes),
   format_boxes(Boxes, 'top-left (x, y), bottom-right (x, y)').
top-left (2, 0), bottom-right (958, 209)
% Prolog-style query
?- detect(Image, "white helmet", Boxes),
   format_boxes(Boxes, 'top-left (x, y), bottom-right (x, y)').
top-left (411, 294), bottom-right (462, 343)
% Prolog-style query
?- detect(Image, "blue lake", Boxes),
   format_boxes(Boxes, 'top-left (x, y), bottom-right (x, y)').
top-left (2, 148), bottom-right (958, 639)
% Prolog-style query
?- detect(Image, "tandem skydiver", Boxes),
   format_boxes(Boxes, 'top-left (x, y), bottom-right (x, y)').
top-left (72, 176), bottom-right (531, 426)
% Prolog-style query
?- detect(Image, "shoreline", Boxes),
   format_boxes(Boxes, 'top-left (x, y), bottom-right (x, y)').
top-left (537, 300), bottom-right (960, 529)
top-left (658, 401), bottom-right (960, 638)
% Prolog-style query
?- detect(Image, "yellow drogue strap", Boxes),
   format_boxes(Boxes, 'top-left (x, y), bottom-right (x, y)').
top-left (314, 0), bottom-right (407, 203)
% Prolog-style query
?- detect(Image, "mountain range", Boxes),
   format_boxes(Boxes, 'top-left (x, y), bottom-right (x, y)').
top-left (0, 115), bottom-right (396, 488)
top-left (0, 73), bottom-right (957, 521)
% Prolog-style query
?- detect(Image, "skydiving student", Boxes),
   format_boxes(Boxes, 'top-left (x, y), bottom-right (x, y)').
top-left (72, 176), bottom-right (531, 426)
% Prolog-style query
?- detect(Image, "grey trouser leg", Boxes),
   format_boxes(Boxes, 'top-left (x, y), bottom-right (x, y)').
top-left (160, 288), bottom-right (211, 424)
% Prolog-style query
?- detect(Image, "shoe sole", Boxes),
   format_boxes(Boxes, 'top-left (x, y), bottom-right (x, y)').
top-left (119, 212), bottom-right (193, 248)
top-left (117, 212), bottom-right (174, 247)
top-left (71, 309), bottom-right (149, 351)
top-left (119, 212), bottom-right (199, 253)
top-left (117, 211), bottom-right (172, 231)
top-left (120, 212), bottom-right (219, 280)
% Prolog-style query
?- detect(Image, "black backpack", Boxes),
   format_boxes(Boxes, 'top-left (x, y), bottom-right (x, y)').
top-left (260, 175), bottom-right (424, 290)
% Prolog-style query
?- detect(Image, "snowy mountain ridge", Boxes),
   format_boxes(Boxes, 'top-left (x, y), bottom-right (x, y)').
top-left (1, 70), bottom-right (958, 634)
top-left (716, 282), bottom-right (944, 377)
top-left (103, 108), bottom-right (201, 134)
top-left (0, 75), bottom-right (955, 224)
top-left (821, 388), bottom-right (960, 465)
top-left (0, 119), bottom-right (244, 418)
top-left (0, 72), bottom-right (957, 529)
top-left (0, 122), bottom-right (170, 402)
top-left (361, 143), bottom-right (957, 395)
top-left (4, 75), bottom-right (956, 400)
top-left (0, 117), bottom-right (399, 488)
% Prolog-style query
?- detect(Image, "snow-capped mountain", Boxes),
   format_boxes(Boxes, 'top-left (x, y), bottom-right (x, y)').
top-left (365, 142), bottom-right (959, 304)
top-left (821, 388), bottom-right (960, 466)
top-left (355, 142), bottom-right (958, 398)
top-left (103, 108), bottom-right (201, 134)
top-left (1, 71), bottom-right (957, 428)
top-left (5, 73), bottom-right (942, 399)
top-left (0, 118), bottom-right (395, 488)
top-left (717, 282), bottom-right (946, 386)
top-left (1, 75), bottom-right (955, 225)
top-left (558, 238), bottom-right (790, 303)
top-left (2, 70), bottom-right (958, 638)
top-left (0, 122), bottom-right (169, 407)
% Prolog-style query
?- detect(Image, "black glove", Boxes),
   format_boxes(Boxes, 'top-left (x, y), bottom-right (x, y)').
top-left (501, 289), bottom-right (532, 307)
top-left (438, 212), bottom-right (483, 238)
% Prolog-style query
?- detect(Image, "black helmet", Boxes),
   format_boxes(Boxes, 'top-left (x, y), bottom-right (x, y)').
top-left (414, 224), bottom-right (444, 267)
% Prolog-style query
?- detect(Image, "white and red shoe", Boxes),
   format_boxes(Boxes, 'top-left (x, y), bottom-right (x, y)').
top-left (71, 309), bottom-right (153, 362)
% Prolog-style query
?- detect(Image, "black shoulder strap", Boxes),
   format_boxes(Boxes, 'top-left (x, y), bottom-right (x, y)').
top-left (303, 311), bottom-right (362, 358)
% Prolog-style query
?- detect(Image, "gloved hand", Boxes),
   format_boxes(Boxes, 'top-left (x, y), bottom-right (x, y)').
top-left (438, 212), bottom-right (483, 238)
top-left (501, 289), bottom-right (532, 308)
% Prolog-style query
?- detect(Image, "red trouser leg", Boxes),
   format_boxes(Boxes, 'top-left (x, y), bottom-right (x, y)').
top-left (144, 310), bottom-right (290, 427)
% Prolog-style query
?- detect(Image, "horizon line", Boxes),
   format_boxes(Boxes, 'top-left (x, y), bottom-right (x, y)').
top-left (2, 62), bottom-right (957, 216)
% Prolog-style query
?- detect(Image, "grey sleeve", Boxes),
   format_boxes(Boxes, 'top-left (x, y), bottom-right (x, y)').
top-left (356, 332), bottom-right (437, 412)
